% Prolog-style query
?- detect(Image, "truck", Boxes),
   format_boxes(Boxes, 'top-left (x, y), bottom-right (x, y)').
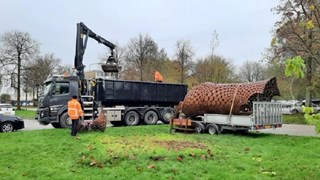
top-left (36, 22), bottom-right (187, 128)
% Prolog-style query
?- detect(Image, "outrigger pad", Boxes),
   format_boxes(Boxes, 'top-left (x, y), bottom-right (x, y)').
top-left (101, 64), bottom-right (119, 73)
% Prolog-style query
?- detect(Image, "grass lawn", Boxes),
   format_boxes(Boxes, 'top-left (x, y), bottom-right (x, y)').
top-left (283, 114), bottom-right (306, 124)
top-left (0, 125), bottom-right (319, 179)
top-left (15, 109), bottom-right (36, 120)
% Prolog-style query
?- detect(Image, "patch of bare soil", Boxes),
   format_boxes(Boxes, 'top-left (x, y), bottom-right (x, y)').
top-left (153, 140), bottom-right (206, 151)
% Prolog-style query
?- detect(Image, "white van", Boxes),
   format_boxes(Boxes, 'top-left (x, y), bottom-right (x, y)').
top-left (0, 104), bottom-right (15, 116)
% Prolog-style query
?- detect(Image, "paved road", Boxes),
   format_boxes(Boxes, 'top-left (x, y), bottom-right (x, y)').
top-left (22, 119), bottom-right (54, 131)
top-left (257, 124), bottom-right (319, 137)
top-left (22, 119), bottom-right (319, 137)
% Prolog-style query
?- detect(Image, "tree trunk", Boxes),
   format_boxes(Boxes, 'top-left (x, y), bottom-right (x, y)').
top-left (140, 65), bottom-right (143, 81)
top-left (17, 54), bottom-right (21, 110)
top-left (180, 60), bottom-right (184, 84)
top-left (305, 29), bottom-right (313, 107)
top-left (305, 57), bottom-right (312, 107)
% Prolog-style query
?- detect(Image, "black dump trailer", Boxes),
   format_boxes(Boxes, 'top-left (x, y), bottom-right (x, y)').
top-left (92, 79), bottom-right (188, 126)
top-left (95, 79), bottom-right (187, 107)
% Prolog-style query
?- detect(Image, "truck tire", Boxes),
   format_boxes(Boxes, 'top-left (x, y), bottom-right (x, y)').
top-left (51, 122), bottom-right (62, 128)
top-left (194, 122), bottom-right (205, 133)
top-left (60, 112), bottom-right (72, 128)
top-left (161, 107), bottom-right (175, 124)
top-left (206, 124), bottom-right (219, 135)
top-left (124, 111), bottom-right (140, 126)
top-left (143, 110), bottom-right (158, 125)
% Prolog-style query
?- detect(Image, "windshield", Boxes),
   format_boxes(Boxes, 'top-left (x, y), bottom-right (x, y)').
top-left (42, 81), bottom-right (54, 96)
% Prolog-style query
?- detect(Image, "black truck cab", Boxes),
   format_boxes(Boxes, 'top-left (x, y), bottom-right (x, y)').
top-left (36, 75), bottom-right (80, 128)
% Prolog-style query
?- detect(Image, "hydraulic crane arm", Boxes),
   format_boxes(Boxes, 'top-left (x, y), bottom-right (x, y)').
top-left (74, 22), bottom-right (118, 81)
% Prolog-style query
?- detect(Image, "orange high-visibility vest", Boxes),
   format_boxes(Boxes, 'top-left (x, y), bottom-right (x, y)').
top-left (154, 71), bottom-right (163, 82)
top-left (67, 99), bottom-right (83, 120)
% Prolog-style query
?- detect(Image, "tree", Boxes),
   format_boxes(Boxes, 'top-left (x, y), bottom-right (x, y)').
top-left (125, 34), bottom-right (158, 81)
top-left (238, 60), bottom-right (268, 82)
top-left (23, 53), bottom-right (61, 104)
top-left (271, 0), bottom-right (320, 106)
top-left (0, 31), bottom-right (39, 110)
top-left (283, 56), bottom-right (306, 100)
top-left (193, 55), bottom-right (235, 83)
top-left (0, 94), bottom-right (11, 103)
top-left (175, 40), bottom-right (194, 83)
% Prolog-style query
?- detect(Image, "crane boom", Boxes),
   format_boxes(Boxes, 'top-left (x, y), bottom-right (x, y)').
top-left (74, 22), bottom-right (118, 81)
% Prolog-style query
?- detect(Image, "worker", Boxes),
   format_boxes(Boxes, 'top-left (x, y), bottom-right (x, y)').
top-left (68, 95), bottom-right (84, 136)
top-left (153, 70), bottom-right (163, 82)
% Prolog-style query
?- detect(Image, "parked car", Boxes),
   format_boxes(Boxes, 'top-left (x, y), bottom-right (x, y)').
top-left (0, 103), bottom-right (15, 116)
top-left (0, 114), bottom-right (24, 132)
top-left (281, 103), bottom-right (293, 114)
top-left (290, 101), bottom-right (320, 114)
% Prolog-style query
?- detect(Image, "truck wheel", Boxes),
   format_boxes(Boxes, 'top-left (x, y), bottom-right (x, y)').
top-left (207, 124), bottom-right (219, 135)
top-left (51, 122), bottom-right (62, 128)
top-left (124, 111), bottom-right (140, 126)
top-left (143, 110), bottom-right (158, 125)
top-left (161, 107), bottom-right (175, 124)
top-left (60, 112), bottom-right (72, 128)
top-left (194, 122), bottom-right (205, 133)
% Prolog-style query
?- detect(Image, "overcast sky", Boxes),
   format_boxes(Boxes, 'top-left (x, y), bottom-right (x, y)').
top-left (0, 0), bottom-right (279, 70)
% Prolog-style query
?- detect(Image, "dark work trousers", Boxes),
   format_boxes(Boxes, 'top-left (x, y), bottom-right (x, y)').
top-left (71, 119), bottom-right (79, 136)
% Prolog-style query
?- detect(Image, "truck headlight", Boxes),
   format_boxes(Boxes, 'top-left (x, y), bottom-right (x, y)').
top-left (49, 105), bottom-right (62, 112)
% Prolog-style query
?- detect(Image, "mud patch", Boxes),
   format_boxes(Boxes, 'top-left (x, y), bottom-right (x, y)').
top-left (153, 140), bottom-right (206, 151)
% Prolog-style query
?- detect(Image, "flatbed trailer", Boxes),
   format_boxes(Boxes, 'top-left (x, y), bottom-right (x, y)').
top-left (170, 102), bottom-right (282, 134)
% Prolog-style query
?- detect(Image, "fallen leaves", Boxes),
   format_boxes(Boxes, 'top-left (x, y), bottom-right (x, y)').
top-left (153, 140), bottom-right (207, 151)
top-left (149, 156), bottom-right (165, 161)
top-left (147, 164), bottom-right (156, 169)
top-left (252, 156), bottom-right (263, 162)
top-left (207, 149), bottom-right (214, 157)
top-left (189, 152), bottom-right (195, 157)
top-left (77, 135), bottom-right (215, 170)
top-left (260, 167), bottom-right (277, 177)
top-left (77, 154), bottom-right (104, 169)
top-left (201, 154), bottom-right (206, 160)
top-left (86, 145), bottom-right (96, 151)
top-left (176, 155), bottom-right (184, 162)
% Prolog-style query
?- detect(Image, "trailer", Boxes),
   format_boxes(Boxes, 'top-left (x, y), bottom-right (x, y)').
top-left (170, 102), bottom-right (282, 134)
top-left (93, 78), bottom-right (187, 126)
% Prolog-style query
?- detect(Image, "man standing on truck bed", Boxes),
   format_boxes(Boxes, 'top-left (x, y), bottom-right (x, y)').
top-left (153, 70), bottom-right (163, 82)
top-left (68, 95), bottom-right (83, 136)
